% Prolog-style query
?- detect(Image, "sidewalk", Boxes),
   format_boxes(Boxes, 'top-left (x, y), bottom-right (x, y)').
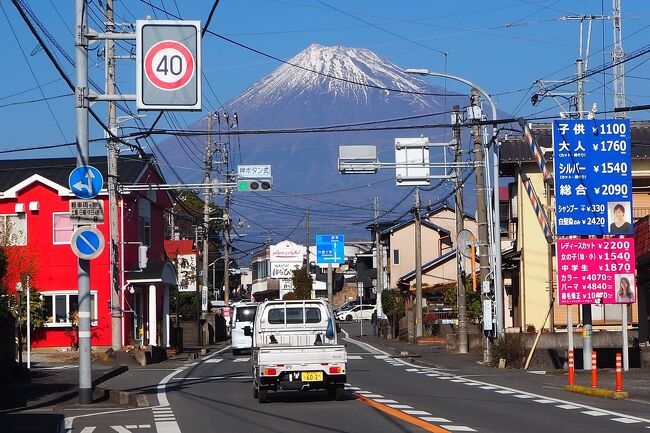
top-left (356, 333), bottom-right (650, 405)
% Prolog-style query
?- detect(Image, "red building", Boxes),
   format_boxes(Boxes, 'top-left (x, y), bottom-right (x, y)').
top-left (0, 155), bottom-right (176, 349)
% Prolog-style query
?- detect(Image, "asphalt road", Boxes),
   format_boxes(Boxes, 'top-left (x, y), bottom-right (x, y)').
top-left (68, 323), bottom-right (650, 433)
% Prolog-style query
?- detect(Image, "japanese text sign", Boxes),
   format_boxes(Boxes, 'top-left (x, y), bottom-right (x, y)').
top-left (237, 165), bottom-right (271, 178)
top-left (316, 234), bottom-right (345, 265)
top-left (557, 238), bottom-right (636, 305)
top-left (553, 119), bottom-right (632, 236)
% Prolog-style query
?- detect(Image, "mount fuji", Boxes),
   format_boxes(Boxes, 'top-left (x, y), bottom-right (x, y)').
top-left (159, 44), bottom-right (478, 242)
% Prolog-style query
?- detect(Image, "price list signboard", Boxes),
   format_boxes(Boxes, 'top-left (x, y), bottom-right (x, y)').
top-left (557, 238), bottom-right (636, 305)
top-left (553, 119), bottom-right (632, 236)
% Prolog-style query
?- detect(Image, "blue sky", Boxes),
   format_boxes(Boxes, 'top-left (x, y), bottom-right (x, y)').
top-left (2, 0), bottom-right (650, 159)
top-left (2, 1), bottom-right (650, 249)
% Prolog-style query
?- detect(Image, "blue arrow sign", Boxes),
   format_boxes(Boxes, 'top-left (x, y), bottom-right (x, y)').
top-left (68, 166), bottom-right (104, 199)
top-left (70, 227), bottom-right (105, 260)
top-left (316, 234), bottom-right (345, 265)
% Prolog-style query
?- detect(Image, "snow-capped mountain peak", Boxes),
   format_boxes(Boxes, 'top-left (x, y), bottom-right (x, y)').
top-left (230, 44), bottom-right (436, 108)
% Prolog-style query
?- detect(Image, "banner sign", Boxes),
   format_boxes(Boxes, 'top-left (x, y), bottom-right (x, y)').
top-left (557, 238), bottom-right (636, 305)
top-left (270, 262), bottom-right (301, 279)
top-left (553, 119), bottom-right (632, 236)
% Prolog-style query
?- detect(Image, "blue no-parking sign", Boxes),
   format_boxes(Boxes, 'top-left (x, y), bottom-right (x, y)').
top-left (68, 166), bottom-right (104, 199)
top-left (70, 227), bottom-right (105, 260)
top-left (553, 119), bottom-right (632, 236)
top-left (316, 235), bottom-right (345, 265)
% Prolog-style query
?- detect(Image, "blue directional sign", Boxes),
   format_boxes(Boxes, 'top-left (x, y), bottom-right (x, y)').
top-left (553, 119), bottom-right (632, 236)
top-left (70, 226), bottom-right (105, 260)
top-left (68, 166), bottom-right (104, 199)
top-left (316, 235), bottom-right (345, 265)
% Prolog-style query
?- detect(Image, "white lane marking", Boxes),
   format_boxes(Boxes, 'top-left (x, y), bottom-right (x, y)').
top-left (348, 355), bottom-right (363, 360)
top-left (611, 418), bottom-right (641, 424)
top-left (445, 426), bottom-right (477, 432)
top-left (514, 394), bottom-right (535, 399)
top-left (420, 417), bottom-right (451, 423)
top-left (352, 338), bottom-right (650, 426)
top-left (414, 371), bottom-right (428, 374)
top-left (556, 404), bottom-right (580, 410)
top-left (534, 399), bottom-right (555, 404)
top-left (495, 390), bottom-right (515, 394)
top-left (406, 368), bottom-right (420, 372)
top-left (582, 411), bottom-right (609, 416)
top-left (155, 421), bottom-right (182, 433)
top-left (233, 358), bottom-right (250, 362)
top-left (139, 426), bottom-right (151, 429)
top-left (204, 359), bottom-right (223, 363)
top-left (110, 427), bottom-right (133, 433)
top-left (480, 386), bottom-right (497, 390)
top-left (437, 376), bottom-right (452, 380)
top-left (171, 375), bottom-right (251, 381)
top-left (80, 428), bottom-right (96, 433)
top-left (450, 379), bottom-right (467, 383)
top-left (527, 370), bottom-right (547, 375)
top-left (374, 355), bottom-right (389, 359)
top-left (374, 399), bottom-right (398, 403)
top-left (126, 427), bottom-right (137, 430)
top-left (363, 394), bottom-right (384, 398)
top-left (404, 410), bottom-right (432, 416)
top-left (463, 382), bottom-right (481, 386)
top-left (345, 386), bottom-right (361, 390)
top-left (355, 390), bottom-right (371, 394)
top-left (387, 404), bottom-right (413, 409)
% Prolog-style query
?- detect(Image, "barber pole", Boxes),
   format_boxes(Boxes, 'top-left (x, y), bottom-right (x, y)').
top-left (591, 351), bottom-right (598, 388)
top-left (616, 352), bottom-right (623, 392)
top-left (568, 349), bottom-right (575, 386)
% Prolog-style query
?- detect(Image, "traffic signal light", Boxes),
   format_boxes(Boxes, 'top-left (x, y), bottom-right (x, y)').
top-left (237, 177), bottom-right (272, 192)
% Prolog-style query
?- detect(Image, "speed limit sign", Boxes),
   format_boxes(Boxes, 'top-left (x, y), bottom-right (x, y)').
top-left (137, 20), bottom-right (201, 110)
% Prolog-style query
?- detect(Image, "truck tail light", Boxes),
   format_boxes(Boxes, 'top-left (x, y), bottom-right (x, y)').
top-left (329, 366), bottom-right (341, 374)
top-left (263, 368), bottom-right (277, 376)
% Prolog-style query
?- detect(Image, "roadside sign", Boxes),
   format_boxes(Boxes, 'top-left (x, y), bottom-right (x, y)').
top-left (237, 165), bottom-right (271, 178)
top-left (136, 20), bottom-right (201, 110)
top-left (68, 166), bottom-right (104, 199)
top-left (357, 282), bottom-right (364, 297)
top-left (70, 226), bottom-right (105, 260)
top-left (202, 285), bottom-right (208, 312)
top-left (316, 235), bottom-right (345, 265)
top-left (553, 119), bottom-right (632, 235)
top-left (395, 137), bottom-right (430, 186)
top-left (557, 238), bottom-right (636, 305)
top-left (69, 199), bottom-right (105, 224)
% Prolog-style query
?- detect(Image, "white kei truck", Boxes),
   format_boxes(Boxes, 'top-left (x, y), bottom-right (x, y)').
top-left (245, 299), bottom-right (347, 403)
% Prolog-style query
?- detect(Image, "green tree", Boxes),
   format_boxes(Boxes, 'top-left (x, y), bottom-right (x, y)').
top-left (444, 277), bottom-right (482, 322)
top-left (291, 267), bottom-right (313, 300)
top-left (381, 290), bottom-right (404, 338)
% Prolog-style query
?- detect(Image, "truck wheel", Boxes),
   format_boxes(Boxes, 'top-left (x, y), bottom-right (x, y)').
top-left (258, 387), bottom-right (268, 403)
top-left (335, 385), bottom-right (345, 401)
top-left (232, 348), bottom-right (240, 356)
top-left (253, 385), bottom-right (259, 399)
top-left (346, 314), bottom-right (352, 321)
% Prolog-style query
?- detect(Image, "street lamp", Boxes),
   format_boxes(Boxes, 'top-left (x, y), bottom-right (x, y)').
top-left (404, 69), bottom-right (504, 344)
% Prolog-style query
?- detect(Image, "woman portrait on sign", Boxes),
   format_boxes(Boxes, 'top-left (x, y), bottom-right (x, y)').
top-left (609, 203), bottom-right (631, 233)
top-left (616, 275), bottom-right (634, 303)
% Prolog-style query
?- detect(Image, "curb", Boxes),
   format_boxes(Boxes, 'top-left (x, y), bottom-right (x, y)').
top-left (564, 384), bottom-right (629, 400)
top-left (97, 388), bottom-right (150, 407)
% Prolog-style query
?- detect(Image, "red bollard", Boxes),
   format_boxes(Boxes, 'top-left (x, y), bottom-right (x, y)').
top-left (568, 349), bottom-right (575, 386)
top-left (591, 351), bottom-right (598, 388)
top-left (615, 352), bottom-right (623, 392)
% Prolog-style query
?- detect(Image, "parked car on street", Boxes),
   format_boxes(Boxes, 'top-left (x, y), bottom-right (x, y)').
top-left (333, 300), bottom-right (359, 314)
top-left (230, 301), bottom-right (258, 355)
top-left (334, 304), bottom-right (376, 322)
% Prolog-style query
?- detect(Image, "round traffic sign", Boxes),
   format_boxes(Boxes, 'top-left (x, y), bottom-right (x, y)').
top-left (70, 227), bottom-right (105, 260)
top-left (144, 40), bottom-right (195, 91)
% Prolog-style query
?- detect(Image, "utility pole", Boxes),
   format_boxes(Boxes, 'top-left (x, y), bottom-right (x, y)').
top-left (75, 0), bottom-right (93, 404)
top-left (373, 197), bottom-right (384, 321)
top-left (223, 190), bottom-right (231, 304)
top-left (200, 114), bottom-right (215, 346)
top-left (471, 89), bottom-right (491, 363)
top-left (104, 0), bottom-right (121, 352)
top-left (304, 208), bottom-right (310, 267)
top-left (612, 0), bottom-right (626, 118)
top-left (414, 188), bottom-right (423, 340)
top-left (452, 105), bottom-right (468, 353)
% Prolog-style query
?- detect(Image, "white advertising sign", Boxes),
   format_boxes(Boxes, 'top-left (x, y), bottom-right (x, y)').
top-left (279, 280), bottom-right (294, 299)
top-left (177, 254), bottom-right (197, 292)
top-left (270, 241), bottom-right (305, 263)
top-left (271, 262), bottom-right (301, 279)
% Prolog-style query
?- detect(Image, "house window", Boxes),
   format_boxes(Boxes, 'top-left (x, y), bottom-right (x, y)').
top-left (0, 214), bottom-right (27, 246)
top-left (393, 249), bottom-right (400, 265)
top-left (53, 213), bottom-right (74, 244)
top-left (42, 291), bottom-right (97, 327)
top-left (138, 198), bottom-right (151, 246)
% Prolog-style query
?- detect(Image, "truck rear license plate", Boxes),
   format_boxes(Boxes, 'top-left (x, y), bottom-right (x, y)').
top-left (301, 371), bottom-right (323, 382)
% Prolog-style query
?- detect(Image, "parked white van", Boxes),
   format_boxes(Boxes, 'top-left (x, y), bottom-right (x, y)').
top-left (231, 301), bottom-right (258, 355)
